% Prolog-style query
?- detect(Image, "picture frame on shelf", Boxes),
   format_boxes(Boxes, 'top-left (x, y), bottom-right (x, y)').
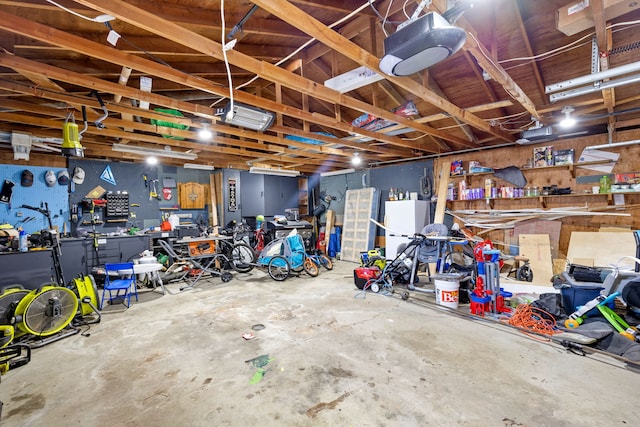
top-left (553, 148), bottom-right (574, 166)
top-left (533, 145), bottom-right (554, 167)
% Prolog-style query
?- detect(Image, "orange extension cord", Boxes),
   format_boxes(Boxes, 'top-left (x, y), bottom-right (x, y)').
top-left (506, 304), bottom-right (558, 338)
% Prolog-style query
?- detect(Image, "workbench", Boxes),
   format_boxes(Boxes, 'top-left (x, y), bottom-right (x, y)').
top-left (0, 249), bottom-right (54, 290)
top-left (59, 235), bottom-right (151, 280)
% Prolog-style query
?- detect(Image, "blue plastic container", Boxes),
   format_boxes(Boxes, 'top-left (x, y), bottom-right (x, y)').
top-left (19, 229), bottom-right (28, 252)
top-left (560, 285), bottom-right (604, 317)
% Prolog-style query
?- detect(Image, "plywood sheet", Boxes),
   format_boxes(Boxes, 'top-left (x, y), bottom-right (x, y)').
top-left (519, 234), bottom-right (554, 286)
top-left (214, 172), bottom-right (224, 226)
top-left (209, 174), bottom-right (218, 227)
top-left (324, 209), bottom-right (335, 252)
top-left (599, 226), bottom-right (631, 232)
top-left (552, 259), bottom-right (568, 275)
top-left (513, 220), bottom-right (561, 259)
top-left (567, 232), bottom-right (636, 268)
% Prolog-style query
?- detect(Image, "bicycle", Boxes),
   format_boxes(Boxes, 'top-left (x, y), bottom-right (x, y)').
top-left (216, 237), bottom-right (256, 273)
top-left (307, 250), bottom-right (334, 271)
top-left (211, 221), bottom-right (259, 273)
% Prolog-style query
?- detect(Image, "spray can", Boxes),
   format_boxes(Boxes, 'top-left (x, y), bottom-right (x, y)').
top-left (19, 229), bottom-right (28, 252)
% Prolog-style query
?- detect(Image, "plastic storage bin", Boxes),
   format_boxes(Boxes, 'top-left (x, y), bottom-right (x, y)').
top-left (560, 285), bottom-right (604, 317)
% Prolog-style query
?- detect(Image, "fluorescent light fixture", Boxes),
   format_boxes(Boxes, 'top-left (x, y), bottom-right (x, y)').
top-left (320, 168), bottom-right (355, 177)
top-left (516, 123), bottom-right (555, 144)
top-left (221, 102), bottom-right (275, 131)
top-left (112, 143), bottom-right (197, 160)
top-left (549, 73), bottom-right (640, 103)
top-left (324, 66), bottom-right (384, 93)
top-left (249, 166), bottom-right (300, 177)
top-left (11, 131), bottom-right (31, 160)
top-left (184, 163), bottom-right (215, 170)
top-left (546, 61), bottom-right (640, 93)
top-left (585, 140), bottom-right (640, 151)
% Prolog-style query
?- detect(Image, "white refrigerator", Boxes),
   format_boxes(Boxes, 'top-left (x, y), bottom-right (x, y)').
top-left (384, 200), bottom-right (430, 260)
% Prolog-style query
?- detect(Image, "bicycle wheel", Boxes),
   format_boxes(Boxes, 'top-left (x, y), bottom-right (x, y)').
top-left (516, 264), bottom-right (533, 282)
top-left (268, 256), bottom-right (290, 281)
top-left (230, 243), bottom-right (256, 273)
top-left (215, 240), bottom-right (234, 269)
top-left (303, 257), bottom-right (319, 277)
top-left (318, 254), bottom-right (334, 270)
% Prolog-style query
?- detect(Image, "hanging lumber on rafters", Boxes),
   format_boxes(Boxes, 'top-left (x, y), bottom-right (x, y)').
top-left (448, 205), bottom-right (631, 229)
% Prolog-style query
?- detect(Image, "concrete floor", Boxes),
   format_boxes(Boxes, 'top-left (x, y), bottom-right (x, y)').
top-left (1, 260), bottom-right (638, 426)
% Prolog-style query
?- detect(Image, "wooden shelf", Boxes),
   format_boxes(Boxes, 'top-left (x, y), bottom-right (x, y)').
top-left (449, 160), bottom-right (614, 182)
top-left (81, 220), bottom-right (103, 225)
top-left (446, 192), bottom-right (639, 209)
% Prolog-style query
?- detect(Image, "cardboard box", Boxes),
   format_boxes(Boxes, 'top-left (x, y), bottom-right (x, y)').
top-left (557, 0), bottom-right (640, 36)
top-left (450, 160), bottom-right (464, 176)
top-left (614, 173), bottom-right (639, 184)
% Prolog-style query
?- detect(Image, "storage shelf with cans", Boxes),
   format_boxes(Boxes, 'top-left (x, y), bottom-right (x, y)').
top-left (445, 159), bottom-right (630, 209)
top-left (448, 160), bottom-right (612, 184)
top-left (446, 191), bottom-right (638, 209)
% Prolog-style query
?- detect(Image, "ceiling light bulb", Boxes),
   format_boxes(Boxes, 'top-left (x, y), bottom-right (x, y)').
top-left (146, 156), bottom-right (158, 165)
top-left (351, 153), bottom-right (362, 166)
top-left (198, 125), bottom-right (212, 140)
top-left (560, 106), bottom-right (575, 127)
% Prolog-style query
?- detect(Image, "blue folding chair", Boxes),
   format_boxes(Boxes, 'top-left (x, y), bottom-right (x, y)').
top-left (101, 262), bottom-right (138, 309)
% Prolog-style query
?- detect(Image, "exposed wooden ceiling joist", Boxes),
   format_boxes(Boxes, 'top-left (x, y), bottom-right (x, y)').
top-left (72, 0), bottom-right (474, 150)
top-left (0, 0), bottom-right (638, 170)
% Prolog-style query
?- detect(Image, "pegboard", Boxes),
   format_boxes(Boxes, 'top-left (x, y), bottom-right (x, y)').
top-left (67, 159), bottom-right (212, 234)
top-left (0, 165), bottom-right (70, 234)
top-left (68, 159), bottom-right (161, 234)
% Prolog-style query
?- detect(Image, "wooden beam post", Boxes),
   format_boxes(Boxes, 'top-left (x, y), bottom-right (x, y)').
top-left (433, 161), bottom-right (452, 224)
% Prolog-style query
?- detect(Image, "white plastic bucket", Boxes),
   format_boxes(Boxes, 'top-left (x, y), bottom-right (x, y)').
top-left (168, 214), bottom-right (180, 230)
top-left (435, 278), bottom-right (460, 309)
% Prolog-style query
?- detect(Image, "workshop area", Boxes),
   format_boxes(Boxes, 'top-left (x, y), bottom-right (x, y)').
top-left (2, 1), bottom-right (640, 425)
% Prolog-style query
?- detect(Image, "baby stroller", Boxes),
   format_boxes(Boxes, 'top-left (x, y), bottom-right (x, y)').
top-left (364, 224), bottom-right (461, 297)
top-left (255, 231), bottom-right (318, 281)
top-left (362, 234), bottom-right (423, 294)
